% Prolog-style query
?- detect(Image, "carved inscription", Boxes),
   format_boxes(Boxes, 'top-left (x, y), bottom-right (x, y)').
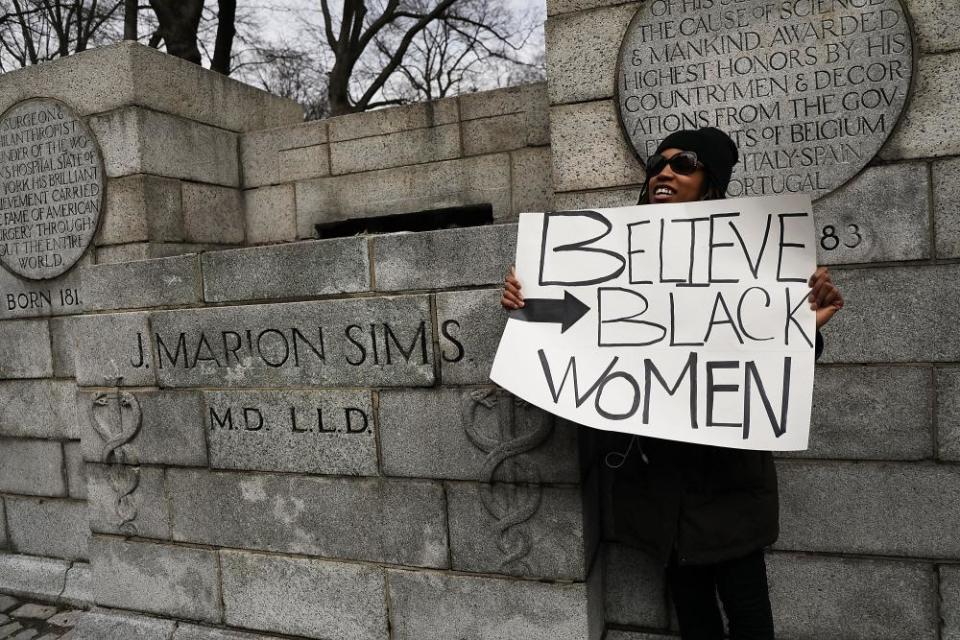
top-left (616, 0), bottom-right (912, 198)
top-left (142, 297), bottom-right (436, 387)
top-left (0, 99), bottom-right (103, 279)
top-left (204, 390), bottom-right (378, 475)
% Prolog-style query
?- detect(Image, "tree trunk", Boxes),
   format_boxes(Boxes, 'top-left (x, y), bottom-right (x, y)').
top-left (149, 0), bottom-right (204, 64)
top-left (124, 0), bottom-right (138, 40)
top-left (210, 0), bottom-right (236, 74)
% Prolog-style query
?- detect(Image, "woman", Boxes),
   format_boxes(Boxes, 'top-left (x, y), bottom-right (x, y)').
top-left (500, 127), bottom-right (844, 640)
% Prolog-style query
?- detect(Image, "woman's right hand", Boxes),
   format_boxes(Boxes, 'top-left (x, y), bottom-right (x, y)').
top-left (501, 266), bottom-right (524, 310)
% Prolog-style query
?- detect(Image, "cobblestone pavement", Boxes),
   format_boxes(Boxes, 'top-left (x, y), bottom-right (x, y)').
top-left (0, 594), bottom-right (83, 640)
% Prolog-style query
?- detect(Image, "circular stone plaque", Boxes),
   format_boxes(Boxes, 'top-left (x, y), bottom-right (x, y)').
top-left (0, 98), bottom-right (104, 279)
top-left (616, 0), bottom-right (913, 199)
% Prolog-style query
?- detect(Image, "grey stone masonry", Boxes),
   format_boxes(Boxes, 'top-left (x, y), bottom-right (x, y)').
top-left (149, 297), bottom-right (434, 388)
top-left (944, 565), bottom-right (960, 640)
top-left (86, 464), bottom-right (170, 539)
top-left (378, 387), bottom-right (580, 483)
top-left (99, 174), bottom-right (184, 245)
top-left (812, 162), bottom-right (931, 265)
top-left (0, 320), bottom-right (52, 379)
top-left (64, 610), bottom-right (177, 640)
top-left (5, 498), bottom-right (88, 561)
top-left (90, 536), bottom-right (221, 623)
top-left (767, 553), bottom-right (937, 640)
top-left (904, 0), bottom-right (960, 53)
top-left (0, 439), bottom-right (65, 497)
top-left (776, 461), bottom-right (960, 558)
top-left (373, 224), bottom-right (516, 291)
top-left (201, 237), bottom-right (369, 303)
top-left (330, 123), bottom-right (461, 175)
top-left (243, 185), bottom-right (296, 245)
top-left (167, 469), bottom-right (448, 568)
top-left (934, 156), bottom-right (960, 259)
top-left (220, 551), bottom-right (388, 640)
top-left (0, 381), bottom-right (79, 439)
top-left (436, 289), bottom-right (507, 385)
top-left (63, 443), bottom-right (86, 500)
top-left (801, 366), bottom-right (933, 460)
top-left (72, 312), bottom-right (155, 387)
top-left (0, 42), bottom-right (302, 132)
top-left (603, 543), bottom-right (669, 630)
top-left (78, 390), bottom-right (206, 467)
top-left (0, 499), bottom-right (6, 549)
top-left (387, 569), bottom-right (590, 640)
top-left (819, 264), bottom-right (960, 363)
top-left (174, 624), bottom-right (287, 640)
top-left (446, 482), bottom-right (587, 580)
top-left (240, 122), bottom-right (329, 189)
top-left (0, 259), bottom-right (86, 321)
top-left (0, 555), bottom-right (70, 601)
top-left (81, 255), bottom-right (202, 311)
top-left (881, 53), bottom-right (960, 160)
top-left (49, 318), bottom-right (77, 379)
top-left (937, 368), bottom-right (960, 461)
top-left (181, 184), bottom-right (244, 244)
top-left (327, 99), bottom-right (458, 142)
top-left (204, 390), bottom-right (377, 475)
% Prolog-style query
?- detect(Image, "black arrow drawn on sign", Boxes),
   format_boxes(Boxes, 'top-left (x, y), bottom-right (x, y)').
top-left (508, 290), bottom-right (591, 333)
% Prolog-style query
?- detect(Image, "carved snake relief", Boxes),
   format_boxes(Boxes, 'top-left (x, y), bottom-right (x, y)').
top-left (90, 384), bottom-right (143, 535)
top-left (461, 388), bottom-right (554, 572)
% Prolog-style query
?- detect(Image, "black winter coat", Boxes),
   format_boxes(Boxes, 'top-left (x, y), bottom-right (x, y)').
top-left (599, 333), bottom-right (824, 566)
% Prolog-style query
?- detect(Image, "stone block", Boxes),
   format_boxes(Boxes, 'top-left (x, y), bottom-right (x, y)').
top-left (95, 241), bottom-right (224, 264)
top-left (72, 312), bottom-right (155, 386)
top-left (459, 85), bottom-right (541, 121)
top-left (373, 224), bottom-right (516, 291)
top-left (201, 237), bottom-right (369, 303)
top-left (167, 469), bottom-right (448, 568)
top-left (174, 625), bottom-right (286, 640)
top-left (819, 264), bottom-right (960, 363)
top-left (240, 123), bottom-right (329, 188)
top-left (330, 123), bottom-right (461, 175)
top-left (387, 570), bottom-right (590, 640)
top-left (603, 543), bottom-right (668, 629)
top-left (10, 603), bottom-right (57, 620)
top-left (295, 154), bottom-right (512, 233)
top-left (881, 53), bottom-right (960, 160)
top-left (545, 3), bottom-right (639, 104)
top-left (243, 185), bottom-right (296, 244)
top-left (327, 99), bottom-right (459, 142)
top-left (435, 289), bottom-right (506, 384)
top-left (204, 390), bottom-right (377, 475)
top-left (64, 610), bottom-right (177, 640)
top-left (64, 443), bottom-right (87, 499)
top-left (605, 634), bottom-right (677, 640)
top-left (0, 439), bottom-right (65, 496)
top-left (90, 536), bottom-right (221, 622)
top-left (903, 0), bottom-right (960, 52)
top-left (767, 553), bottom-right (936, 640)
top-left (220, 551), bottom-right (387, 640)
top-left (547, 0), bottom-right (633, 16)
top-left (379, 387), bottom-right (580, 482)
top-left (0, 381), bottom-right (78, 439)
top-left (812, 163), bottom-right (931, 264)
top-left (933, 156), bottom-right (960, 258)
top-left (0, 259), bottom-right (86, 320)
top-left (463, 113), bottom-right (528, 156)
top-left (796, 366), bottom-right (933, 460)
top-left (61, 562), bottom-right (90, 606)
top-left (0, 554), bottom-right (69, 601)
top-left (149, 297), bottom-right (434, 388)
top-left (5, 498), bottom-right (88, 561)
top-left (553, 187), bottom-right (641, 210)
top-left (181, 183), bottom-right (245, 244)
top-left (446, 482), bottom-right (587, 579)
top-left (776, 461), bottom-right (960, 558)
top-left (551, 101), bottom-right (645, 192)
top-left (87, 464), bottom-right (170, 539)
top-left (81, 254), bottom-right (201, 311)
top-left (79, 390), bottom-right (206, 467)
top-left (0, 499), bottom-right (6, 549)
top-left (944, 565), bottom-right (960, 640)
top-left (937, 368), bottom-right (960, 461)
top-left (87, 107), bottom-right (239, 186)
top-left (0, 320), bottom-right (52, 378)
top-left (511, 147), bottom-right (554, 216)
top-left (100, 175), bottom-right (184, 245)
top-left (49, 318), bottom-right (77, 378)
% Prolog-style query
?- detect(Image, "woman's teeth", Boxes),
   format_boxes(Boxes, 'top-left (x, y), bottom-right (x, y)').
top-left (655, 186), bottom-right (675, 196)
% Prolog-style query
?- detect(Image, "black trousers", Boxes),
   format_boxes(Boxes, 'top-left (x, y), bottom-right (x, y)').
top-left (666, 549), bottom-right (775, 640)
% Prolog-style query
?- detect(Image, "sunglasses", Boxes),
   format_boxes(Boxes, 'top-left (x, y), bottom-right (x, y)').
top-left (645, 151), bottom-right (703, 177)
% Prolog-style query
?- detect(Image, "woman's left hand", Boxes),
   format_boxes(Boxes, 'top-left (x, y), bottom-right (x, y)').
top-left (809, 266), bottom-right (843, 329)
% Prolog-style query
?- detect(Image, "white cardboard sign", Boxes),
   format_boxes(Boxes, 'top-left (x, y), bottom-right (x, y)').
top-left (490, 195), bottom-right (817, 451)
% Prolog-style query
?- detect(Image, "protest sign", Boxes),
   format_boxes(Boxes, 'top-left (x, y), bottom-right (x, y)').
top-left (490, 195), bottom-right (817, 451)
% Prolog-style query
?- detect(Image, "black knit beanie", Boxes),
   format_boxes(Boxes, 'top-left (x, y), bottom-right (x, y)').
top-left (654, 127), bottom-right (739, 196)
